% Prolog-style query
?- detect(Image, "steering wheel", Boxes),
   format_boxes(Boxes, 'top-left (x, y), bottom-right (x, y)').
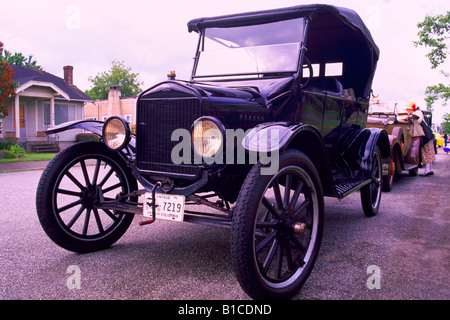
top-left (300, 56), bottom-right (313, 90)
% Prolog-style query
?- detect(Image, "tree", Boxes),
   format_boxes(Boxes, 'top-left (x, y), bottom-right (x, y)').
top-left (442, 113), bottom-right (450, 133)
top-left (414, 11), bottom-right (450, 109)
top-left (0, 41), bottom-right (17, 127)
top-left (0, 48), bottom-right (42, 70)
top-left (85, 61), bottom-right (143, 100)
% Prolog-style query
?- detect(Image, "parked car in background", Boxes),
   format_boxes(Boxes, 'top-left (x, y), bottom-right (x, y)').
top-left (434, 132), bottom-right (444, 148)
top-left (367, 101), bottom-right (420, 191)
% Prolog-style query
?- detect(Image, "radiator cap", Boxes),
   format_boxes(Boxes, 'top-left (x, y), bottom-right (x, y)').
top-left (167, 70), bottom-right (176, 80)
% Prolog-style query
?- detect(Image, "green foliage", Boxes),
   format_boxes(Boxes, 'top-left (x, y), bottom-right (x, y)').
top-left (75, 133), bottom-right (100, 142)
top-left (425, 82), bottom-right (450, 108)
top-left (0, 150), bottom-right (17, 159)
top-left (0, 152), bottom-right (56, 163)
top-left (6, 144), bottom-right (26, 155)
top-left (414, 12), bottom-right (450, 69)
top-left (442, 113), bottom-right (450, 133)
top-left (0, 142), bottom-right (12, 150)
top-left (0, 46), bottom-right (42, 70)
top-left (414, 12), bottom-right (450, 109)
top-left (0, 144), bottom-right (26, 159)
top-left (85, 60), bottom-right (143, 100)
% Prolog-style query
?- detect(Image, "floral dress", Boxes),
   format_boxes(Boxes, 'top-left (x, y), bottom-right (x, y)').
top-left (422, 140), bottom-right (436, 164)
top-left (409, 109), bottom-right (435, 164)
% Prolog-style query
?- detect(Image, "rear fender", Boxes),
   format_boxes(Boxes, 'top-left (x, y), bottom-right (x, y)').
top-left (351, 128), bottom-right (390, 177)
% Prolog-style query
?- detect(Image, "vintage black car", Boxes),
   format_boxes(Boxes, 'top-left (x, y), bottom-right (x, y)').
top-left (36, 4), bottom-right (389, 299)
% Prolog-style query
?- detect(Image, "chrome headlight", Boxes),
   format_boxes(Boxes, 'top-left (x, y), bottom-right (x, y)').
top-left (103, 116), bottom-right (131, 151)
top-left (191, 117), bottom-right (224, 158)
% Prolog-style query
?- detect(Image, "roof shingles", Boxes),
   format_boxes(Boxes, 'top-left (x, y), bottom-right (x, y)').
top-left (12, 66), bottom-right (93, 101)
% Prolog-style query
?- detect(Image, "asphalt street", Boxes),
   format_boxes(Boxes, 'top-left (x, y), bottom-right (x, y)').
top-left (0, 150), bottom-right (448, 300)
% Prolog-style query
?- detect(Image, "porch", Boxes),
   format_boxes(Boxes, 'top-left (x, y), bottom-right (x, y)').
top-left (1, 65), bottom-right (93, 150)
top-left (0, 87), bottom-right (85, 148)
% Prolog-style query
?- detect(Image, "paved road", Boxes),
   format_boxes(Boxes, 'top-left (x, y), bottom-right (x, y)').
top-left (0, 151), bottom-right (448, 300)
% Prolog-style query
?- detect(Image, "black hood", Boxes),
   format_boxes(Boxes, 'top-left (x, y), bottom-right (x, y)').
top-left (138, 80), bottom-right (272, 130)
top-left (138, 80), bottom-right (267, 110)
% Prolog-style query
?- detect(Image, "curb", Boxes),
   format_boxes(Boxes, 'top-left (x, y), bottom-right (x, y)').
top-left (0, 160), bottom-right (50, 173)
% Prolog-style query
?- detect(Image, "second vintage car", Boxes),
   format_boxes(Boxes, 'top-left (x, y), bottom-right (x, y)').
top-left (367, 101), bottom-right (421, 190)
top-left (36, 4), bottom-right (389, 299)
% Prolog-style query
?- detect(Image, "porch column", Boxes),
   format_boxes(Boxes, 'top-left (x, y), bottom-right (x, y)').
top-left (50, 97), bottom-right (55, 127)
top-left (15, 94), bottom-right (20, 138)
top-left (35, 99), bottom-right (38, 135)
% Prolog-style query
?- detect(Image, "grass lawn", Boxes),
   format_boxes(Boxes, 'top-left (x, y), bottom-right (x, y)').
top-left (0, 153), bottom-right (56, 163)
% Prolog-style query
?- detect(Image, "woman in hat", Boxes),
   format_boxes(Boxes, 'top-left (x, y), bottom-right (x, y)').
top-left (406, 101), bottom-right (435, 176)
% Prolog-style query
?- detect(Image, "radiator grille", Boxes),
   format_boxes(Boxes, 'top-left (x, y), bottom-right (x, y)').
top-left (136, 98), bottom-right (201, 176)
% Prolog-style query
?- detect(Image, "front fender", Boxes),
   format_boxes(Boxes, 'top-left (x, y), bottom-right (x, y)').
top-left (45, 120), bottom-right (104, 136)
top-left (242, 121), bottom-right (322, 153)
top-left (242, 121), bottom-right (336, 197)
top-left (45, 120), bottom-right (136, 149)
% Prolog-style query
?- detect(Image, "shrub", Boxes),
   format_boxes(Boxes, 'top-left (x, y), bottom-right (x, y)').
top-left (8, 144), bottom-right (26, 154)
top-left (0, 142), bottom-right (12, 150)
top-left (76, 133), bottom-right (100, 142)
top-left (0, 150), bottom-right (18, 159)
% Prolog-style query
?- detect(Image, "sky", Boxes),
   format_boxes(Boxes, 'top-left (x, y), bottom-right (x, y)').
top-left (0, 0), bottom-right (448, 124)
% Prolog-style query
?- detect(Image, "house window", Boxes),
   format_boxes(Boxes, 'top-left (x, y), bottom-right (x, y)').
top-left (44, 104), bottom-right (50, 126)
top-left (44, 103), bottom-right (77, 125)
top-left (125, 114), bottom-right (132, 125)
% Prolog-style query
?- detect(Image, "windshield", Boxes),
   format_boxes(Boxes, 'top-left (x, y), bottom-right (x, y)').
top-left (369, 102), bottom-right (398, 114)
top-left (193, 18), bottom-right (305, 79)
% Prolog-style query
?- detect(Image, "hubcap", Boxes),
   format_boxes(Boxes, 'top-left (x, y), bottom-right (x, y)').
top-left (81, 185), bottom-right (101, 210)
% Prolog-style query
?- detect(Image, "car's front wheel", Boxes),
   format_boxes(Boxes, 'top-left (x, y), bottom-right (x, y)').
top-left (231, 149), bottom-right (324, 300)
top-left (36, 142), bottom-right (137, 253)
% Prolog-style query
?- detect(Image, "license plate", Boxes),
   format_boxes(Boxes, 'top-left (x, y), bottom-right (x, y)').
top-left (143, 192), bottom-right (185, 222)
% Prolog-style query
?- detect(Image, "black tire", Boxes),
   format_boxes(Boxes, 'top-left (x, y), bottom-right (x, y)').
top-left (231, 149), bottom-right (324, 300)
top-left (382, 153), bottom-right (395, 192)
top-left (360, 147), bottom-right (382, 217)
top-left (408, 166), bottom-right (418, 176)
top-left (36, 142), bottom-right (137, 253)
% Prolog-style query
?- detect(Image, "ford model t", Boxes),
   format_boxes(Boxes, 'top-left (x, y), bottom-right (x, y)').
top-left (367, 101), bottom-right (422, 191)
top-left (36, 5), bottom-right (389, 299)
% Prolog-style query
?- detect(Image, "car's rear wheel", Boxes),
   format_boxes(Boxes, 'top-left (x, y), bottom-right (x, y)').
top-left (382, 153), bottom-right (395, 192)
top-left (361, 147), bottom-right (382, 217)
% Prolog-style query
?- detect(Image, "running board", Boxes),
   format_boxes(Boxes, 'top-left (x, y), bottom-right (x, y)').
top-left (335, 178), bottom-right (372, 198)
top-left (404, 163), bottom-right (419, 171)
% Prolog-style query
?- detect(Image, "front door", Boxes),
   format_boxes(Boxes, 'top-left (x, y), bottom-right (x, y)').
top-left (14, 104), bottom-right (26, 136)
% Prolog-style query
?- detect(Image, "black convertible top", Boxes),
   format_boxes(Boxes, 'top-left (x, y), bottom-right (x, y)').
top-left (187, 4), bottom-right (379, 59)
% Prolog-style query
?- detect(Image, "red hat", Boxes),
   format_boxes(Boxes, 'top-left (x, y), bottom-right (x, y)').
top-left (406, 101), bottom-right (417, 110)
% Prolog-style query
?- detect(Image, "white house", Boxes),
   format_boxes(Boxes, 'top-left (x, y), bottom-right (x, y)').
top-left (0, 65), bottom-right (93, 151)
